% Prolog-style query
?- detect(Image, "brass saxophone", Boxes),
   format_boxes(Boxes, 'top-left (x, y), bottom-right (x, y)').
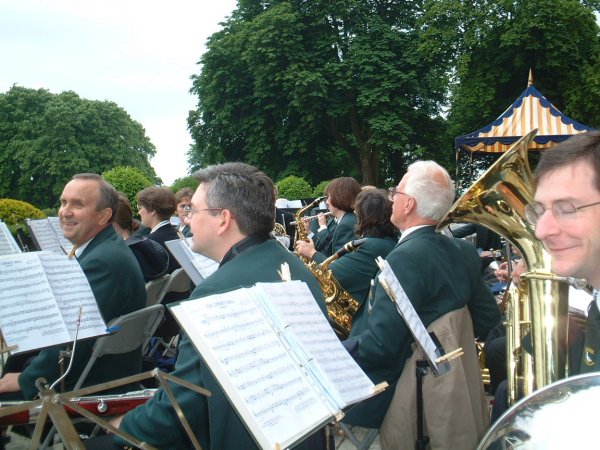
top-left (292, 197), bottom-right (364, 338)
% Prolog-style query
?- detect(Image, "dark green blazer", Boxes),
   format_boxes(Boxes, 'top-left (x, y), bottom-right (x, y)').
top-left (313, 212), bottom-right (358, 262)
top-left (18, 225), bottom-right (146, 399)
top-left (343, 226), bottom-right (500, 428)
top-left (117, 238), bottom-right (327, 450)
top-left (329, 236), bottom-right (397, 307)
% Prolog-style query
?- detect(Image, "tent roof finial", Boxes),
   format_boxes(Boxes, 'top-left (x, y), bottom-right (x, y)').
top-left (528, 68), bottom-right (534, 87)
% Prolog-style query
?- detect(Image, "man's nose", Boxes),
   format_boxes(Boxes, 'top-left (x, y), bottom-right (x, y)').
top-left (534, 209), bottom-right (559, 241)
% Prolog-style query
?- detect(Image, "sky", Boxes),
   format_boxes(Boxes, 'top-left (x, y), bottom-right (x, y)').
top-left (0, 0), bottom-right (238, 185)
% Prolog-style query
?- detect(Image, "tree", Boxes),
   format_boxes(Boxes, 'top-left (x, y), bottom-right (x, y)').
top-left (0, 86), bottom-right (158, 209)
top-left (102, 166), bottom-right (153, 208)
top-left (188, 0), bottom-right (451, 186)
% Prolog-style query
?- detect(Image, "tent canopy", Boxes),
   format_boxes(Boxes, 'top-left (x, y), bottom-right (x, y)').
top-left (455, 78), bottom-right (595, 154)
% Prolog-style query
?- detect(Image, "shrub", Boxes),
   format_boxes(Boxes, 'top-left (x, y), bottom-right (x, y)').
top-left (171, 175), bottom-right (199, 194)
top-left (276, 176), bottom-right (313, 200)
top-left (0, 198), bottom-right (46, 234)
top-left (312, 180), bottom-right (330, 197)
top-left (103, 166), bottom-right (153, 207)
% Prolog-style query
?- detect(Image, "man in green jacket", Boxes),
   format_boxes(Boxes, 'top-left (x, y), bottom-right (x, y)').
top-left (0, 174), bottom-right (146, 399)
top-left (112, 162), bottom-right (328, 450)
top-left (343, 161), bottom-right (500, 428)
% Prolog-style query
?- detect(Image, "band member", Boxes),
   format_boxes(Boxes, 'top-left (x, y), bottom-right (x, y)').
top-left (527, 131), bottom-right (600, 373)
top-left (175, 187), bottom-right (194, 237)
top-left (108, 162), bottom-right (328, 450)
top-left (0, 174), bottom-right (146, 400)
top-left (296, 176), bottom-right (361, 261)
top-left (342, 161), bottom-right (500, 436)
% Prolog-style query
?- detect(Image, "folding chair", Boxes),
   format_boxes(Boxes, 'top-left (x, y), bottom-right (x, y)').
top-left (156, 267), bottom-right (191, 305)
top-left (145, 273), bottom-right (171, 306)
top-left (337, 423), bottom-right (379, 450)
top-left (40, 305), bottom-right (165, 449)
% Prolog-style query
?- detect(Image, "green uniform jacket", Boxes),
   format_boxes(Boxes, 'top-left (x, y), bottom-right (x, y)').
top-left (313, 212), bottom-right (358, 262)
top-left (117, 238), bottom-right (327, 450)
top-left (344, 226), bottom-right (500, 428)
top-left (18, 226), bottom-right (146, 400)
top-left (329, 236), bottom-right (397, 307)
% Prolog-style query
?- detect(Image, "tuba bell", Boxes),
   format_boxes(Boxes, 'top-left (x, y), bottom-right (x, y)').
top-left (437, 129), bottom-right (569, 404)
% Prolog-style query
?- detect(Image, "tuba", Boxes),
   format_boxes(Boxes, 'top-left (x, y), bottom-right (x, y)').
top-left (437, 129), bottom-right (569, 404)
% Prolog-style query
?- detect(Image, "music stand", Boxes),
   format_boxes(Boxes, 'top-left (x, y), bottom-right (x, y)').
top-left (0, 369), bottom-right (211, 450)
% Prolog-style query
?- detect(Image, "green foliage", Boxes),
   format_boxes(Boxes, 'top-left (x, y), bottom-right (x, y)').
top-left (312, 180), bottom-right (330, 197)
top-left (41, 207), bottom-right (58, 217)
top-left (102, 166), bottom-right (153, 207)
top-left (0, 86), bottom-right (158, 209)
top-left (188, 0), bottom-right (450, 186)
top-left (276, 175), bottom-right (313, 200)
top-left (171, 175), bottom-right (199, 194)
top-left (0, 198), bottom-right (46, 233)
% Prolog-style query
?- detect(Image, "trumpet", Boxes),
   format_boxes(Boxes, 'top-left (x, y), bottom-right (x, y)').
top-left (290, 211), bottom-right (331, 225)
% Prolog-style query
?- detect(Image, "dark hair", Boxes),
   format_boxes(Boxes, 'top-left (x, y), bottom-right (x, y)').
top-left (325, 177), bottom-right (361, 212)
top-left (175, 187), bottom-right (194, 203)
top-left (355, 189), bottom-right (398, 238)
top-left (114, 192), bottom-right (140, 234)
top-left (194, 162), bottom-right (275, 238)
top-left (137, 187), bottom-right (177, 220)
top-left (72, 173), bottom-right (118, 223)
top-left (535, 131), bottom-right (600, 191)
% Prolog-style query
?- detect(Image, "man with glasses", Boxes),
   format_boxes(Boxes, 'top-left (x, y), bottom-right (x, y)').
top-left (527, 131), bottom-right (600, 373)
top-left (342, 161), bottom-right (500, 448)
top-left (108, 162), bottom-right (329, 450)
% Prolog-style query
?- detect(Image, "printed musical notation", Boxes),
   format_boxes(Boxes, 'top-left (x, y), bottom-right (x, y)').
top-left (165, 238), bottom-right (219, 285)
top-left (0, 251), bottom-right (107, 353)
top-left (0, 221), bottom-right (21, 255)
top-left (25, 217), bottom-right (72, 255)
top-left (170, 281), bottom-right (382, 450)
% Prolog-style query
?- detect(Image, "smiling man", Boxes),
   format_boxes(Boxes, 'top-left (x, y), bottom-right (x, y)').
top-left (527, 131), bottom-right (600, 373)
top-left (0, 173), bottom-right (145, 401)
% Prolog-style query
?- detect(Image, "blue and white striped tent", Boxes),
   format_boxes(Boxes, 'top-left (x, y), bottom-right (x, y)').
top-left (455, 75), bottom-right (595, 154)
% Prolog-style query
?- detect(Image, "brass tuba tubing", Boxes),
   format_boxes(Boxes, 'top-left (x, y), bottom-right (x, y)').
top-left (438, 129), bottom-right (569, 405)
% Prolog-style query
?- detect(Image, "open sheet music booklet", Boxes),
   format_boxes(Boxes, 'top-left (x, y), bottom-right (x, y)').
top-left (0, 221), bottom-right (21, 255)
top-left (0, 251), bottom-right (108, 354)
top-left (26, 217), bottom-right (72, 255)
top-left (165, 238), bottom-right (219, 285)
top-left (169, 280), bottom-right (385, 450)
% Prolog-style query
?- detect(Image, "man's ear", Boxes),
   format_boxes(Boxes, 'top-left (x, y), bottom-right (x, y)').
top-left (98, 208), bottom-right (113, 226)
top-left (216, 209), bottom-right (235, 235)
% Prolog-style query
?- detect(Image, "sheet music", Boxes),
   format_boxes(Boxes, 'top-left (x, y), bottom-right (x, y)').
top-left (0, 252), bottom-right (107, 353)
top-left (0, 221), bottom-right (21, 255)
top-left (0, 253), bottom-right (71, 352)
top-left (377, 258), bottom-right (440, 372)
top-left (254, 281), bottom-right (377, 408)
top-left (170, 288), bottom-right (332, 450)
top-left (181, 238), bottom-right (219, 278)
top-left (26, 218), bottom-right (66, 254)
top-left (47, 217), bottom-right (73, 254)
top-left (165, 238), bottom-right (219, 285)
top-left (38, 252), bottom-right (107, 339)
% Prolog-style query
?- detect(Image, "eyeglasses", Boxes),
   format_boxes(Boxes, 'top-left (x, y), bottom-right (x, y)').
top-left (183, 205), bottom-right (223, 218)
top-left (388, 188), bottom-right (410, 201)
top-left (525, 199), bottom-right (600, 226)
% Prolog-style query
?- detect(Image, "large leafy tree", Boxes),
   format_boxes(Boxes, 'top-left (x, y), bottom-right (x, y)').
top-left (419, 0), bottom-right (600, 186)
top-left (188, 0), bottom-right (451, 186)
top-left (0, 86), bottom-right (158, 209)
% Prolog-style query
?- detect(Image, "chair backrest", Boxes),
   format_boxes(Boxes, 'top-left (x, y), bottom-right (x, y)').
top-left (74, 304), bottom-right (165, 390)
top-left (157, 268), bottom-right (191, 303)
top-left (145, 273), bottom-right (171, 306)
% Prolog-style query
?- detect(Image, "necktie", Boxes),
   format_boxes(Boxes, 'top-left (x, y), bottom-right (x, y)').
top-left (68, 245), bottom-right (78, 259)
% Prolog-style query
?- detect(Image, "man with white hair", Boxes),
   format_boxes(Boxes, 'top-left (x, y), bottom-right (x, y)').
top-left (343, 161), bottom-right (500, 436)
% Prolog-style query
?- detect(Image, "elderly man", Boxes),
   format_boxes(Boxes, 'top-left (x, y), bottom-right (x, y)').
top-left (0, 173), bottom-right (145, 400)
top-left (107, 162), bottom-right (327, 450)
top-left (343, 161), bottom-right (500, 441)
top-left (526, 131), bottom-right (600, 373)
